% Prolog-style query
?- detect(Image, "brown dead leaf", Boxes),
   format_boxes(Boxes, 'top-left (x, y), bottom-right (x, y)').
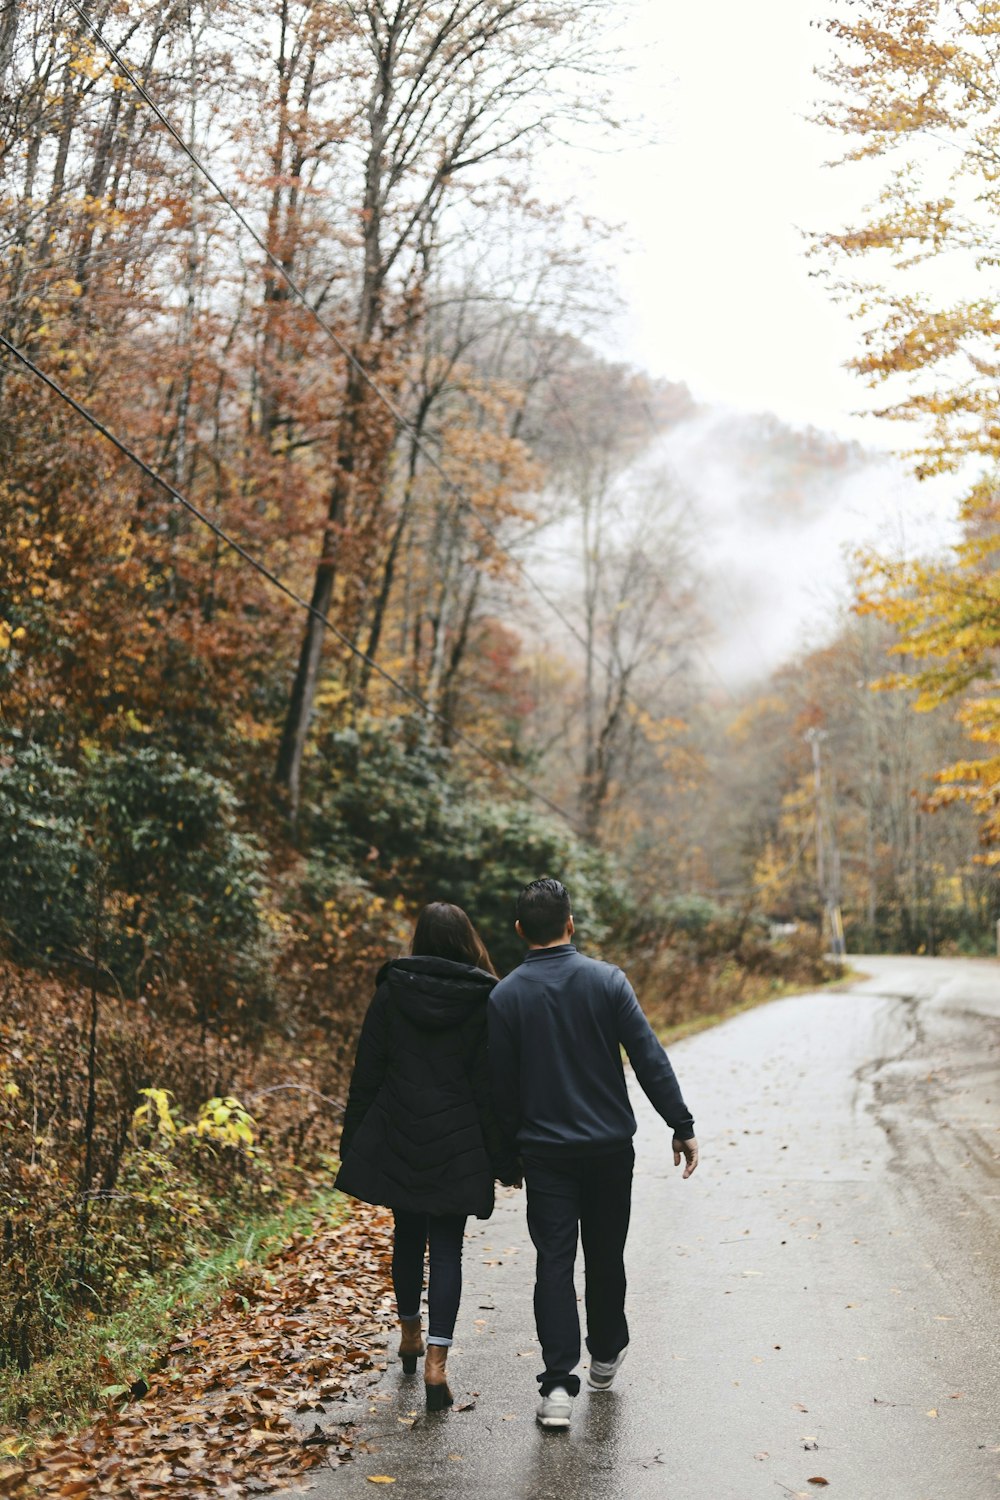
top-left (367, 1478), bottom-right (396, 1485)
top-left (808, 1480), bottom-right (829, 1488)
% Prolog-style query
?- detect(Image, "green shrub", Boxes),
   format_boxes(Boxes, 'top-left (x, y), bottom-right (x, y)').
top-left (306, 718), bottom-right (622, 973)
top-left (91, 747), bottom-right (271, 1012)
top-left (0, 737), bottom-right (271, 1011)
top-left (658, 894), bottom-right (725, 936)
top-left (0, 740), bottom-right (96, 960)
top-left (305, 719), bottom-right (451, 872)
top-left (409, 798), bottom-right (619, 974)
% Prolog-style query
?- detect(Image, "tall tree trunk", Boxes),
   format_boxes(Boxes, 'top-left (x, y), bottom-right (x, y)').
top-left (274, 362), bottom-right (367, 815)
top-left (274, 33), bottom-right (393, 816)
top-left (71, 85), bottom-right (124, 292)
top-left (0, 1), bottom-right (19, 87)
top-left (438, 570), bottom-right (481, 744)
top-left (356, 469), bottom-right (414, 707)
top-left (76, 875), bottom-right (103, 1279)
top-left (356, 393), bottom-right (435, 706)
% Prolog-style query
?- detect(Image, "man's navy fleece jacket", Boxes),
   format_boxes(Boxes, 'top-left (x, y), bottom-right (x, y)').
top-left (488, 944), bottom-right (695, 1154)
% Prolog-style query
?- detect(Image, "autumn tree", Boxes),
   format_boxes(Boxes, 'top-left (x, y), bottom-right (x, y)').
top-left (525, 354), bottom-right (697, 839)
top-left (816, 0), bottom-right (1000, 860)
top-left (856, 512), bottom-right (1000, 862)
top-left (352, 207), bottom-right (616, 740)
top-left (273, 0), bottom-right (617, 815)
top-left (722, 617), bottom-right (994, 950)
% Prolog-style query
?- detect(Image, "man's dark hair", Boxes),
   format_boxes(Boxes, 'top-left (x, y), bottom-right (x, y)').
top-left (516, 878), bottom-right (572, 946)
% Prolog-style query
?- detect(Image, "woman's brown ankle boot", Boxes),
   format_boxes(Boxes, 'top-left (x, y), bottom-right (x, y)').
top-left (424, 1344), bottom-right (454, 1411)
top-left (398, 1316), bottom-right (425, 1374)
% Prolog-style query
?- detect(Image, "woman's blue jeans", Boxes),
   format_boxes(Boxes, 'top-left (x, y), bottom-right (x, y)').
top-left (392, 1210), bottom-right (467, 1346)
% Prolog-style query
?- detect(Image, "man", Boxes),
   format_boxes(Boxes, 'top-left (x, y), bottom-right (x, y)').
top-left (488, 877), bottom-right (698, 1429)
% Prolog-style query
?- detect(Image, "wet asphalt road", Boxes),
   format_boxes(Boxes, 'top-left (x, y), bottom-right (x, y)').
top-left (312, 956), bottom-right (1000, 1500)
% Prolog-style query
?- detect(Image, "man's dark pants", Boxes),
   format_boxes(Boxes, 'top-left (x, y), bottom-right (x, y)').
top-left (522, 1143), bottom-right (634, 1396)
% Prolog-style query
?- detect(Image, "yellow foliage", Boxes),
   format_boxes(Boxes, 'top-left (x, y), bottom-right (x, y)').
top-left (819, 4), bottom-right (1000, 852)
top-left (855, 526), bottom-right (1000, 853)
top-left (134, 1089), bottom-right (258, 1151)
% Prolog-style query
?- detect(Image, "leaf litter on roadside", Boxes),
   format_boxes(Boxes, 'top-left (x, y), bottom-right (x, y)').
top-left (2, 1204), bottom-right (396, 1498)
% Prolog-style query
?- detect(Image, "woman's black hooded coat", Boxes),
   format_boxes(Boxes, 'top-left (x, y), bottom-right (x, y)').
top-left (335, 956), bottom-right (517, 1220)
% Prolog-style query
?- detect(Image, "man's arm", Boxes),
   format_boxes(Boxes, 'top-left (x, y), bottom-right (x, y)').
top-left (614, 974), bottom-right (696, 1144)
top-left (469, 1014), bottom-right (521, 1184)
top-left (487, 995), bottom-right (521, 1149)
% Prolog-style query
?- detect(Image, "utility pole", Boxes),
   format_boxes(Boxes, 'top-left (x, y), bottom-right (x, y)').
top-left (805, 727), bottom-right (826, 904)
top-left (804, 727), bottom-right (846, 957)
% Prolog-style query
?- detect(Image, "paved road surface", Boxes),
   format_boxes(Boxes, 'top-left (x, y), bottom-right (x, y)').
top-left (312, 956), bottom-right (1000, 1500)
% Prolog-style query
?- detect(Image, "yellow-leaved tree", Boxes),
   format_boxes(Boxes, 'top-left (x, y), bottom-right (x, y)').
top-left (817, 0), bottom-right (1000, 860)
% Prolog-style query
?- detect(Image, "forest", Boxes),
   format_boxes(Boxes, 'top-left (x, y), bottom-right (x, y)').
top-left (1, 0), bottom-right (997, 1441)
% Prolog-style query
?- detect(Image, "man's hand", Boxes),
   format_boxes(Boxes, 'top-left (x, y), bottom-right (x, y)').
top-left (497, 1158), bottom-right (523, 1190)
top-left (672, 1135), bottom-right (699, 1179)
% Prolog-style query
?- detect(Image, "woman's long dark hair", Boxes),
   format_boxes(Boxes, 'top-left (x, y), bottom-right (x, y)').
top-left (411, 902), bottom-right (497, 976)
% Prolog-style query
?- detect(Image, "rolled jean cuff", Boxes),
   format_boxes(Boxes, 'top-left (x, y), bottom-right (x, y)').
top-left (427, 1335), bottom-right (453, 1347)
top-left (539, 1372), bottom-right (580, 1397)
top-left (397, 1309), bottom-right (421, 1321)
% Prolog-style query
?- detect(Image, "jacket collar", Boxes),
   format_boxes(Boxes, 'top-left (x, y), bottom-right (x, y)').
top-left (522, 943), bottom-right (576, 963)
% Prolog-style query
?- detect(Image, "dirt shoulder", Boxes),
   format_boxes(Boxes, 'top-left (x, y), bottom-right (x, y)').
top-left (1, 1203), bottom-right (395, 1499)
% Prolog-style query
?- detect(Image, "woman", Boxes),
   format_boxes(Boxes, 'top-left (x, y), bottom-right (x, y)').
top-left (336, 902), bottom-right (518, 1411)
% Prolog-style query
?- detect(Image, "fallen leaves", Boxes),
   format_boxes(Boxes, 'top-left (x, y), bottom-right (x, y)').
top-left (5, 1203), bottom-right (396, 1498)
top-left (807, 1480), bottom-right (830, 1488)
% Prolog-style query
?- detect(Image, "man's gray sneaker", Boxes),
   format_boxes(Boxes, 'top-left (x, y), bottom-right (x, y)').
top-left (587, 1346), bottom-right (628, 1390)
top-left (536, 1386), bottom-right (574, 1428)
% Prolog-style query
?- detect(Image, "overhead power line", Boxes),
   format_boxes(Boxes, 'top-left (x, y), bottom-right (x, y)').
top-left (64, 0), bottom-right (626, 684)
top-left (0, 331), bottom-right (579, 829)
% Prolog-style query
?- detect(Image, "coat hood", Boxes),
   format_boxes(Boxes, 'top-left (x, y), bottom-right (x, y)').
top-left (378, 955), bottom-right (496, 1030)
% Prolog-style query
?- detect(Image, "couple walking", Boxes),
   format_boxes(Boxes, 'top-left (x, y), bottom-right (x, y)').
top-left (335, 878), bottom-right (698, 1428)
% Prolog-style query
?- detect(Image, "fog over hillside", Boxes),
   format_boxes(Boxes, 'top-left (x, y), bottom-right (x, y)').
top-left (655, 407), bottom-right (961, 687)
top-left (520, 398), bottom-right (961, 693)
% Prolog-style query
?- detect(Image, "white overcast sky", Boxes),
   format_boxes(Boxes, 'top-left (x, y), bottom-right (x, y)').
top-left (566, 0), bottom-right (884, 435)
top-left (531, 0), bottom-right (963, 684)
